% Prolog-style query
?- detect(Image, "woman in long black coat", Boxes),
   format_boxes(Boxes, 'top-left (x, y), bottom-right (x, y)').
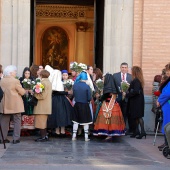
top-left (125, 66), bottom-right (146, 139)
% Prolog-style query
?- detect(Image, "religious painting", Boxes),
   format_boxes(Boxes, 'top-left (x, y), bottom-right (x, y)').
top-left (42, 26), bottom-right (68, 70)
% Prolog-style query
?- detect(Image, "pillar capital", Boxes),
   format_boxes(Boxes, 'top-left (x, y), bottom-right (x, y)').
top-left (75, 22), bottom-right (89, 32)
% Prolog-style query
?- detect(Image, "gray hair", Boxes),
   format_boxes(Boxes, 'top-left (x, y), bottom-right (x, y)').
top-left (3, 65), bottom-right (17, 76)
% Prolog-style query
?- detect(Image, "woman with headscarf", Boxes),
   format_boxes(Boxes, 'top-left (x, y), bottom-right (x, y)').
top-left (93, 73), bottom-right (125, 140)
top-left (45, 65), bottom-right (73, 137)
top-left (72, 72), bottom-right (93, 141)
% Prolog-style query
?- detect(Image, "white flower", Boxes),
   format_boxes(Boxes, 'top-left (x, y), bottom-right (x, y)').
top-left (96, 78), bottom-right (103, 83)
top-left (70, 62), bottom-right (78, 69)
top-left (32, 81), bottom-right (35, 84)
top-left (63, 81), bottom-right (67, 85)
top-left (23, 79), bottom-right (27, 82)
top-left (27, 82), bottom-right (31, 84)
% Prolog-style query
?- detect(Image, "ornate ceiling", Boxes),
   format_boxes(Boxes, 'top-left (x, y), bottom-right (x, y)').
top-left (36, 0), bottom-right (94, 6)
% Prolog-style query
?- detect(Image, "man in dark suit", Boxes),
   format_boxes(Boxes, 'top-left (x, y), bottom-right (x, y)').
top-left (113, 62), bottom-right (133, 133)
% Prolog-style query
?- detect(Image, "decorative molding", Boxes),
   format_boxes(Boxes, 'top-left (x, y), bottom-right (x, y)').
top-left (76, 22), bottom-right (90, 32)
top-left (36, 5), bottom-right (94, 19)
top-left (36, 0), bottom-right (94, 6)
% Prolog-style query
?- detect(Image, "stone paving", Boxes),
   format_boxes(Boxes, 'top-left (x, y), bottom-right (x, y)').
top-left (0, 135), bottom-right (169, 170)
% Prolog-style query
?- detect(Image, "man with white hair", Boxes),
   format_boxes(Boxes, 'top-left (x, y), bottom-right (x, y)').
top-left (0, 65), bottom-right (25, 144)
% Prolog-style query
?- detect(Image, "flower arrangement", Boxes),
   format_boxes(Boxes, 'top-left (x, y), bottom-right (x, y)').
top-left (70, 62), bottom-right (87, 73)
top-left (121, 81), bottom-right (130, 92)
top-left (96, 79), bottom-right (104, 92)
top-left (121, 81), bottom-right (130, 100)
top-left (95, 79), bottom-right (104, 96)
top-left (32, 78), bottom-right (44, 94)
top-left (70, 62), bottom-right (78, 71)
top-left (77, 63), bottom-right (87, 72)
top-left (22, 79), bottom-right (35, 90)
top-left (63, 79), bottom-right (74, 91)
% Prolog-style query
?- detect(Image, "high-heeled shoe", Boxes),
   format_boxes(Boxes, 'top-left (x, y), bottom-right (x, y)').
top-left (136, 133), bottom-right (146, 139)
top-left (130, 133), bottom-right (140, 138)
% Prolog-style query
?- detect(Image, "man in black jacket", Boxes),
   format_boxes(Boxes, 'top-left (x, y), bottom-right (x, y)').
top-left (113, 62), bottom-right (133, 134)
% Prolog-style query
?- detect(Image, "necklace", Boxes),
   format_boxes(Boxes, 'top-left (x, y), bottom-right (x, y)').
top-left (102, 95), bottom-right (115, 124)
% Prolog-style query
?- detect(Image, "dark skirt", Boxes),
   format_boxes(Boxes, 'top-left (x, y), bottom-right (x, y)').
top-left (22, 95), bottom-right (34, 115)
top-left (72, 102), bottom-right (93, 125)
top-left (47, 94), bottom-right (73, 128)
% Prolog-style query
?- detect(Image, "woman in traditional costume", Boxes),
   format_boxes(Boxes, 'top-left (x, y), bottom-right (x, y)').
top-left (72, 72), bottom-right (93, 141)
top-left (93, 73), bottom-right (125, 140)
top-left (19, 67), bottom-right (35, 134)
top-left (45, 65), bottom-right (73, 137)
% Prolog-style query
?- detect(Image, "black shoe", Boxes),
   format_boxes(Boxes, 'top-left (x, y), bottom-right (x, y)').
top-left (54, 133), bottom-right (61, 138)
top-left (35, 136), bottom-right (48, 142)
top-left (13, 140), bottom-right (20, 144)
top-left (60, 133), bottom-right (66, 138)
top-left (0, 139), bottom-right (10, 144)
top-left (136, 133), bottom-right (146, 139)
top-left (130, 133), bottom-right (140, 138)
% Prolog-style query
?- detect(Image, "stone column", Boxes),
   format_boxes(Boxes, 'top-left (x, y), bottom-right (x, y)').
top-left (103, 0), bottom-right (134, 74)
top-left (75, 22), bottom-right (89, 64)
top-left (75, 32), bottom-right (86, 63)
top-left (0, 0), bottom-right (30, 76)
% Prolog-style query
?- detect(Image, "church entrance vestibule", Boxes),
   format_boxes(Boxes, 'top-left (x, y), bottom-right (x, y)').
top-left (30, 0), bottom-right (104, 71)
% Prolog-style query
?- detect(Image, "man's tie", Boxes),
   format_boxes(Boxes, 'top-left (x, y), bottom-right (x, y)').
top-left (122, 73), bottom-right (125, 81)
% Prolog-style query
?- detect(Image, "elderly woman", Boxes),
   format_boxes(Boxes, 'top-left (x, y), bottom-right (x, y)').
top-left (34, 70), bottom-right (52, 142)
top-left (0, 65), bottom-right (25, 144)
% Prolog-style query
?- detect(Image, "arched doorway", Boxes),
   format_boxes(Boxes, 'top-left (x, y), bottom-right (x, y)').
top-left (42, 26), bottom-right (69, 70)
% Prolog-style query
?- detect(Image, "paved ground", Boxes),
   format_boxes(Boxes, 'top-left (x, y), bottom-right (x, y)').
top-left (0, 134), bottom-right (169, 170)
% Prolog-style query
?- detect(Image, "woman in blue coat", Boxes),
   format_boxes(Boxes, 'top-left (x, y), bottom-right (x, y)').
top-left (72, 72), bottom-right (92, 141)
top-left (157, 77), bottom-right (170, 149)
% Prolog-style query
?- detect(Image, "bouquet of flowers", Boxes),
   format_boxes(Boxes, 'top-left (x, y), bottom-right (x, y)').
top-left (63, 79), bottom-right (74, 91)
top-left (95, 79), bottom-right (104, 94)
top-left (70, 62), bottom-right (78, 71)
top-left (33, 78), bottom-right (44, 94)
top-left (22, 79), bottom-right (35, 90)
top-left (121, 81), bottom-right (130, 92)
top-left (77, 63), bottom-right (87, 72)
top-left (70, 62), bottom-right (87, 73)
top-left (121, 81), bottom-right (130, 100)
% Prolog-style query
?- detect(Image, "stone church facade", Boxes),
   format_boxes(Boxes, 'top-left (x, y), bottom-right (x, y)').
top-left (0, 0), bottom-right (170, 131)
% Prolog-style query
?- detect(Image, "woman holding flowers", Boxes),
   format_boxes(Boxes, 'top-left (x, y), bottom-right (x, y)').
top-left (33, 70), bottom-right (52, 142)
top-left (93, 73), bottom-right (125, 140)
top-left (93, 68), bottom-right (103, 114)
top-left (19, 67), bottom-right (35, 132)
top-left (125, 66), bottom-right (145, 139)
top-left (62, 70), bottom-right (74, 102)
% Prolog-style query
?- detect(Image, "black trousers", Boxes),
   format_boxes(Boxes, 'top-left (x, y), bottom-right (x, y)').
top-left (119, 100), bottom-right (136, 132)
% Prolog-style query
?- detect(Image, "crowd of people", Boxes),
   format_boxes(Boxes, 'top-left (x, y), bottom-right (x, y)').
top-left (0, 62), bottom-right (169, 148)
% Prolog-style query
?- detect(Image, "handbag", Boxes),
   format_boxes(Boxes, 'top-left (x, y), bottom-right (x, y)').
top-left (28, 95), bottom-right (38, 106)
